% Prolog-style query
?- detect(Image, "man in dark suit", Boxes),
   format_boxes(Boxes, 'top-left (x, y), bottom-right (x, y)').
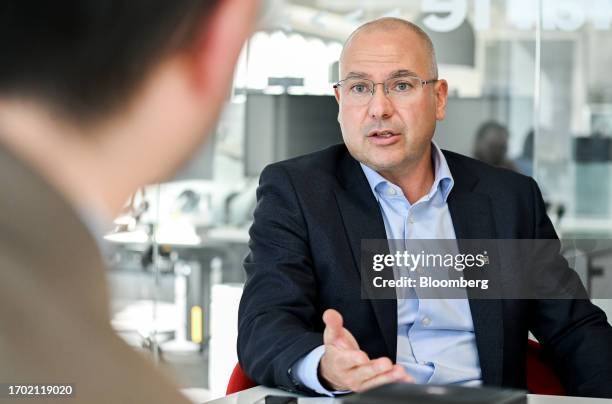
top-left (238, 17), bottom-right (612, 398)
top-left (0, 1), bottom-right (258, 403)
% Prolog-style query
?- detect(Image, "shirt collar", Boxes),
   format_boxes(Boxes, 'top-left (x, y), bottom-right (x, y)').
top-left (359, 142), bottom-right (454, 203)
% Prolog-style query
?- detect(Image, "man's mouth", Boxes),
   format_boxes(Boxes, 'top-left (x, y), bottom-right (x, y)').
top-left (367, 130), bottom-right (399, 138)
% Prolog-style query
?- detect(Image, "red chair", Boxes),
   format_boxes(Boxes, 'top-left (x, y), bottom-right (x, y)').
top-left (226, 340), bottom-right (566, 396)
top-left (226, 363), bottom-right (257, 395)
top-left (526, 339), bottom-right (565, 395)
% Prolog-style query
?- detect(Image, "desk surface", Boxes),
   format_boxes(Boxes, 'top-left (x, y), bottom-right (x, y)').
top-left (205, 386), bottom-right (612, 404)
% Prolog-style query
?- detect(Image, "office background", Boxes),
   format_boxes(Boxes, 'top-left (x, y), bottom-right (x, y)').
top-left (100, 0), bottom-right (612, 401)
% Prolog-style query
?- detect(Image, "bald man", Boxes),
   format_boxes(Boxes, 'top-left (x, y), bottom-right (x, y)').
top-left (237, 18), bottom-right (612, 398)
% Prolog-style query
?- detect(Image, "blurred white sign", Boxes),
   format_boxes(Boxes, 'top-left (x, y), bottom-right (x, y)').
top-left (422, 0), bottom-right (612, 32)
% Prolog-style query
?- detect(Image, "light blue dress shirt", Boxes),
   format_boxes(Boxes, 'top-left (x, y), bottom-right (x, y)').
top-left (293, 143), bottom-right (482, 395)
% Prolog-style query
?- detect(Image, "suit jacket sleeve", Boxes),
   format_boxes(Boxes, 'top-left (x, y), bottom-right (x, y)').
top-left (238, 163), bottom-right (324, 394)
top-left (527, 177), bottom-right (612, 398)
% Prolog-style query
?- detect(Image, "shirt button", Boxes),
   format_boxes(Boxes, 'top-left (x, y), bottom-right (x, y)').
top-left (408, 216), bottom-right (415, 224)
top-left (387, 188), bottom-right (397, 196)
top-left (421, 317), bottom-right (431, 326)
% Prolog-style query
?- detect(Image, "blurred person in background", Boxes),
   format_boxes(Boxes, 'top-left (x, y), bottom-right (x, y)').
top-left (473, 120), bottom-right (517, 171)
top-left (0, 1), bottom-right (258, 402)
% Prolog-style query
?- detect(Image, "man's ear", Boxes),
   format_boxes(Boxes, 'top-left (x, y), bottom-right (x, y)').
top-left (434, 79), bottom-right (448, 121)
top-left (334, 86), bottom-right (341, 104)
top-left (190, 0), bottom-right (260, 106)
top-left (334, 86), bottom-right (342, 124)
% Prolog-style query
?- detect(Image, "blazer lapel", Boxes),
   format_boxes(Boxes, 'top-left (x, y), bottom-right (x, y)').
top-left (445, 151), bottom-right (505, 387)
top-left (333, 150), bottom-right (398, 361)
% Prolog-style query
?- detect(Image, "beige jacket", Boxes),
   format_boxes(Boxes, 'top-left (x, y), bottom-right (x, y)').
top-left (0, 144), bottom-right (192, 404)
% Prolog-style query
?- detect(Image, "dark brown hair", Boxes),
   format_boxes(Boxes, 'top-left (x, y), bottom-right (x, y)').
top-left (0, 1), bottom-right (221, 121)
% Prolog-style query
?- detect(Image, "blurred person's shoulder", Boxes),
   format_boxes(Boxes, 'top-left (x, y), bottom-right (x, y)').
top-left (0, 141), bottom-right (107, 307)
top-left (0, 143), bottom-right (192, 404)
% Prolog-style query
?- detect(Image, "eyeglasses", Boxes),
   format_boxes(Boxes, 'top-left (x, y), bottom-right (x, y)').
top-left (333, 76), bottom-right (438, 106)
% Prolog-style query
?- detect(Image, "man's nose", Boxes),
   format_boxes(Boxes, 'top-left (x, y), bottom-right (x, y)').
top-left (367, 84), bottom-right (395, 120)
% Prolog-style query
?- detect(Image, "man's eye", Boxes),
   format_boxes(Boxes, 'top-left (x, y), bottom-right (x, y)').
top-left (350, 83), bottom-right (369, 94)
top-left (393, 81), bottom-right (414, 92)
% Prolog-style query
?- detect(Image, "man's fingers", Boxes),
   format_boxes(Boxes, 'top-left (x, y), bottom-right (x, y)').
top-left (349, 357), bottom-right (394, 383)
top-left (331, 347), bottom-right (369, 370)
top-left (320, 347), bottom-right (370, 390)
top-left (354, 364), bottom-right (413, 393)
top-left (322, 345), bottom-right (369, 371)
top-left (320, 348), bottom-right (412, 393)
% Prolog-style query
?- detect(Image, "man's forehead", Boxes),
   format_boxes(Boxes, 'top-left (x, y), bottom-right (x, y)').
top-left (344, 26), bottom-right (426, 54)
top-left (344, 69), bottom-right (421, 79)
top-left (346, 30), bottom-right (423, 53)
top-left (340, 29), bottom-right (429, 76)
top-left (341, 46), bottom-right (427, 78)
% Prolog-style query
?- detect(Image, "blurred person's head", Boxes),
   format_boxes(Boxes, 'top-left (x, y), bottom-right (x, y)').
top-left (0, 0), bottom-right (259, 215)
top-left (334, 17), bottom-right (448, 177)
top-left (473, 121), bottom-right (510, 167)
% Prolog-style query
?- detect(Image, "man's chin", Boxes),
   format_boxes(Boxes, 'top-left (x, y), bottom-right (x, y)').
top-left (363, 158), bottom-right (405, 173)
top-left (364, 151), bottom-right (406, 168)
top-left (363, 150), bottom-right (426, 173)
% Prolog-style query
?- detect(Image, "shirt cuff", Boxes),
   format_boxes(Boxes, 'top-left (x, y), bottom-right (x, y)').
top-left (292, 345), bottom-right (351, 397)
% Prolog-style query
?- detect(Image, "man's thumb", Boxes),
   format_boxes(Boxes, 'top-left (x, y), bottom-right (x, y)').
top-left (323, 309), bottom-right (350, 349)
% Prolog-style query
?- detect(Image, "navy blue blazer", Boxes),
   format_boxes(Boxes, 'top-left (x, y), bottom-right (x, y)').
top-left (237, 144), bottom-right (612, 398)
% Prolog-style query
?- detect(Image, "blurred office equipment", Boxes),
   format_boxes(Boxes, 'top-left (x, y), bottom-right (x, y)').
top-left (572, 135), bottom-right (611, 218)
top-left (208, 283), bottom-right (244, 398)
top-left (343, 383), bottom-right (527, 404)
top-left (244, 93), bottom-right (341, 176)
top-left (573, 136), bottom-right (612, 163)
top-left (104, 180), bottom-right (252, 365)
